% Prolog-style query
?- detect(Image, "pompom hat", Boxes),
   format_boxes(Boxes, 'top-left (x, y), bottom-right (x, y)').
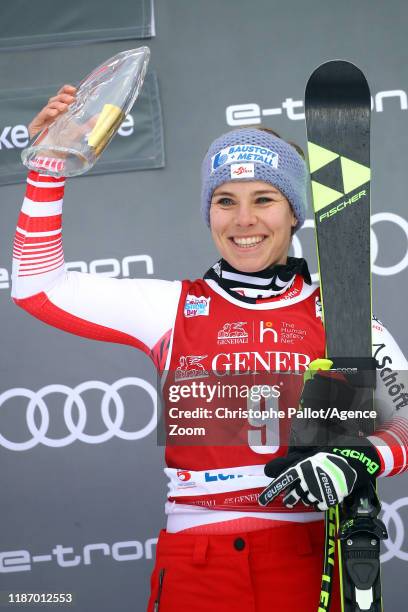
top-left (201, 128), bottom-right (308, 232)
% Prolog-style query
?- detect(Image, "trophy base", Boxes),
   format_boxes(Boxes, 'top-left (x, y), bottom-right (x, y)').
top-left (21, 145), bottom-right (96, 178)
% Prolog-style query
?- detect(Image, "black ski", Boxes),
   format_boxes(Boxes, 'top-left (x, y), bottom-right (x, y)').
top-left (304, 60), bottom-right (388, 611)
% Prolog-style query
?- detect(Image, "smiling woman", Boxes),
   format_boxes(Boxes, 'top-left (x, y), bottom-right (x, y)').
top-left (200, 127), bottom-right (310, 297)
top-left (210, 180), bottom-right (297, 272)
top-left (12, 94), bottom-right (408, 612)
top-left (202, 128), bottom-right (307, 272)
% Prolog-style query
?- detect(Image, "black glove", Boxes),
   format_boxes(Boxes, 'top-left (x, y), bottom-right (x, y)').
top-left (292, 356), bottom-right (375, 445)
top-left (289, 360), bottom-right (359, 448)
top-left (259, 437), bottom-right (381, 511)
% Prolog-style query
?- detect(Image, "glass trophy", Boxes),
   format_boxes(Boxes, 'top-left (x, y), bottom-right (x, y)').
top-left (21, 47), bottom-right (150, 177)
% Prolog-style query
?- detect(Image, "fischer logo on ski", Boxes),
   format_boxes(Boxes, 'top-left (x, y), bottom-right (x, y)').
top-left (307, 140), bottom-right (371, 225)
top-left (318, 189), bottom-right (367, 222)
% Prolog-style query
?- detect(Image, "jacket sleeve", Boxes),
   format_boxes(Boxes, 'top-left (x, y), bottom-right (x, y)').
top-left (11, 171), bottom-right (181, 369)
top-left (369, 317), bottom-right (408, 477)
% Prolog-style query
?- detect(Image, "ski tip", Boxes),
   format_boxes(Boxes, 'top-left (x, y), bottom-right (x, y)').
top-left (305, 60), bottom-right (371, 106)
top-left (307, 59), bottom-right (365, 78)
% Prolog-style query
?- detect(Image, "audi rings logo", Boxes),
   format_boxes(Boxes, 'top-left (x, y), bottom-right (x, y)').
top-left (292, 212), bottom-right (408, 281)
top-left (381, 497), bottom-right (408, 563)
top-left (0, 378), bottom-right (157, 451)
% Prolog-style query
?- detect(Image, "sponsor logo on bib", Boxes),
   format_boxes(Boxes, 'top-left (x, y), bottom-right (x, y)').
top-left (217, 322), bottom-right (248, 345)
top-left (184, 295), bottom-right (211, 317)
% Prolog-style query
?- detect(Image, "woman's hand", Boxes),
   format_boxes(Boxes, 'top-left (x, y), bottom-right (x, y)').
top-left (259, 438), bottom-right (381, 511)
top-left (28, 84), bottom-right (77, 139)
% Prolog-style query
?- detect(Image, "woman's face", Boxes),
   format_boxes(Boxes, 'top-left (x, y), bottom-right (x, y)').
top-left (210, 180), bottom-right (297, 273)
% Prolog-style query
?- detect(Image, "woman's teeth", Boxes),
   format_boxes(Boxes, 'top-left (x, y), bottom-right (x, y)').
top-left (232, 236), bottom-right (265, 247)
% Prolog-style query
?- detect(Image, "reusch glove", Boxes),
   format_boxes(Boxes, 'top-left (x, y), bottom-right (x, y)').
top-left (258, 438), bottom-right (381, 512)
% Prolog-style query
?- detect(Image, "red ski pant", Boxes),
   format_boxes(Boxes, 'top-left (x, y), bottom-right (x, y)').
top-left (147, 521), bottom-right (340, 611)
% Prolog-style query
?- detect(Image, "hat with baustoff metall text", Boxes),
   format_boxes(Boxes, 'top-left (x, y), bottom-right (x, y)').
top-left (201, 128), bottom-right (308, 232)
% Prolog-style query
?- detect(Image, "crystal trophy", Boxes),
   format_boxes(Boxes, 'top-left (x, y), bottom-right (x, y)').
top-left (21, 47), bottom-right (150, 177)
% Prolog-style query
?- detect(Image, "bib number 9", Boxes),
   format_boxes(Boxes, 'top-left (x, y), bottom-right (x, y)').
top-left (247, 388), bottom-right (281, 454)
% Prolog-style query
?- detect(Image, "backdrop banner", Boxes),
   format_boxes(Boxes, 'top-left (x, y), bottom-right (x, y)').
top-left (1, 1), bottom-right (408, 611)
top-left (0, 71), bottom-right (164, 186)
top-left (0, 0), bottom-right (155, 51)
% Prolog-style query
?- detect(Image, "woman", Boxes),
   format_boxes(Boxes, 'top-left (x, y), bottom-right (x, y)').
top-left (12, 86), bottom-right (408, 611)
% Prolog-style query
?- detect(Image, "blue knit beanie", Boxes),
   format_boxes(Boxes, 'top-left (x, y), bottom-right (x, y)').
top-left (201, 128), bottom-right (307, 232)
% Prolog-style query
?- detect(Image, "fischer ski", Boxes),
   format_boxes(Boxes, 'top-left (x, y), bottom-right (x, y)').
top-left (305, 60), bottom-right (388, 612)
